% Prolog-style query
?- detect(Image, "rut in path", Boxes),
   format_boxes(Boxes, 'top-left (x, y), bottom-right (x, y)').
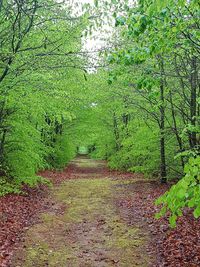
top-left (11, 157), bottom-right (155, 267)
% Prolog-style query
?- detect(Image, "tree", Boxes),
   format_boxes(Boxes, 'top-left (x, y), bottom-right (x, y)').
top-left (0, 0), bottom-right (89, 193)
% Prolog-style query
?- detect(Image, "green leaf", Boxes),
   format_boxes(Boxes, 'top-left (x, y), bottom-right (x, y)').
top-left (94, 0), bottom-right (98, 7)
top-left (193, 205), bottom-right (200, 218)
top-left (169, 214), bottom-right (177, 228)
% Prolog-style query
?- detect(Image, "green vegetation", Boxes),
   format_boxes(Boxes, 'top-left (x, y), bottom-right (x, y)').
top-left (0, 0), bottom-right (200, 226)
top-left (12, 169), bottom-right (150, 266)
top-left (0, 0), bottom-right (87, 192)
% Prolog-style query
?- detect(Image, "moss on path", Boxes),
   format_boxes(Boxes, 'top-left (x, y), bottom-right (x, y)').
top-left (12, 158), bottom-right (154, 267)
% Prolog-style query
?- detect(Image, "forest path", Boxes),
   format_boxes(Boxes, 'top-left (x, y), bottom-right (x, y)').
top-left (11, 157), bottom-right (155, 267)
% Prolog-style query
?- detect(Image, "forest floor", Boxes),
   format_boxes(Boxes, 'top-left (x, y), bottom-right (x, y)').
top-left (1, 157), bottom-right (200, 266)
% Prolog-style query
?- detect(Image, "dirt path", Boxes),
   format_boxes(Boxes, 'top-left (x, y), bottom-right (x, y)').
top-left (11, 157), bottom-right (155, 267)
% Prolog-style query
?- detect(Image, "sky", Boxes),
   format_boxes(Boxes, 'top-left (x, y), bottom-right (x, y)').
top-left (63, 0), bottom-right (115, 71)
top-left (68, 0), bottom-right (113, 52)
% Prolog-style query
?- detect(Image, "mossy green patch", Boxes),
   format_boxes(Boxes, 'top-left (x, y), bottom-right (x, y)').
top-left (11, 159), bottom-right (153, 267)
top-left (71, 158), bottom-right (105, 168)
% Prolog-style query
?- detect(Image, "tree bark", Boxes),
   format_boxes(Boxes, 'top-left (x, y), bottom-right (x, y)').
top-left (169, 89), bottom-right (185, 170)
top-left (159, 57), bottom-right (167, 183)
top-left (190, 55), bottom-right (197, 149)
top-left (113, 112), bottom-right (120, 151)
top-left (160, 81), bottom-right (167, 183)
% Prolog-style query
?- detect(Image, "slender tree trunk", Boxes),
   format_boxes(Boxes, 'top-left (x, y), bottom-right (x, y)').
top-left (113, 112), bottom-right (120, 151)
top-left (159, 57), bottom-right (167, 183)
top-left (0, 129), bottom-right (7, 164)
top-left (122, 97), bottom-right (130, 136)
top-left (190, 55), bottom-right (197, 149)
top-left (160, 81), bottom-right (167, 183)
top-left (169, 90), bottom-right (185, 170)
top-left (0, 0), bottom-right (3, 13)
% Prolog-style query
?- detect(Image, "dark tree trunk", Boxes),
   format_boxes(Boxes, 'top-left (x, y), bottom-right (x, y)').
top-left (113, 112), bottom-right (120, 151)
top-left (190, 55), bottom-right (197, 149)
top-left (169, 90), bottom-right (185, 170)
top-left (0, 0), bottom-right (2, 12)
top-left (0, 129), bottom-right (7, 164)
top-left (160, 81), bottom-right (167, 183)
top-left (159, 57), bottom-right (167, 183)
top-left (122, 97), bottom-right (130, 136)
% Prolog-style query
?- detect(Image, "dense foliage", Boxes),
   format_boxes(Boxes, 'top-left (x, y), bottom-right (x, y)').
top-left (0, 0), bottom-right (88, 194)
top-left (0, 0), bottom-right (200, 226)
top-left (83, 0), bottom-right (200, 225)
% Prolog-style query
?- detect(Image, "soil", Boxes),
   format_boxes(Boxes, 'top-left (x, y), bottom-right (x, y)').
top-left (10, 157), bottom-right (156, 267)
top-left (1, 156), bottom-right (199, 267)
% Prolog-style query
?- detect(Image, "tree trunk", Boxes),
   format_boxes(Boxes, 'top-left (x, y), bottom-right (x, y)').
top-left (190, 55), bottom-right (197, 149)
top-left (160, 81), bottom-right (167, 183)
top-left (169, 90), bottom-right (185, 170)
top-left (113, 112), bottom-right (120, 151)
top-left (159, 57), bottom-right (167, 183)
top-left (0, 129), bottom-right (7, 164)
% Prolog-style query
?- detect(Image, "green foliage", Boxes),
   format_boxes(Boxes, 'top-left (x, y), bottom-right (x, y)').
top-left (0, 177), bottom-right (21, 196)
top-left (17, 176), bottom-right (52, 188)
top-left (0, 0), bottom-right (200, 228)
top-left (49, 132), bottom-right (76, 169)
top-left (156, 156), bottom-right (200, 227)
top-left (0, 175), bottom-right (51, 196)
top-left (101, 0), bottom-right (200, 225)
top-left (106, 123), bottom-right (160, 175)
top-left (0, 0), bottom-right (89, 195)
